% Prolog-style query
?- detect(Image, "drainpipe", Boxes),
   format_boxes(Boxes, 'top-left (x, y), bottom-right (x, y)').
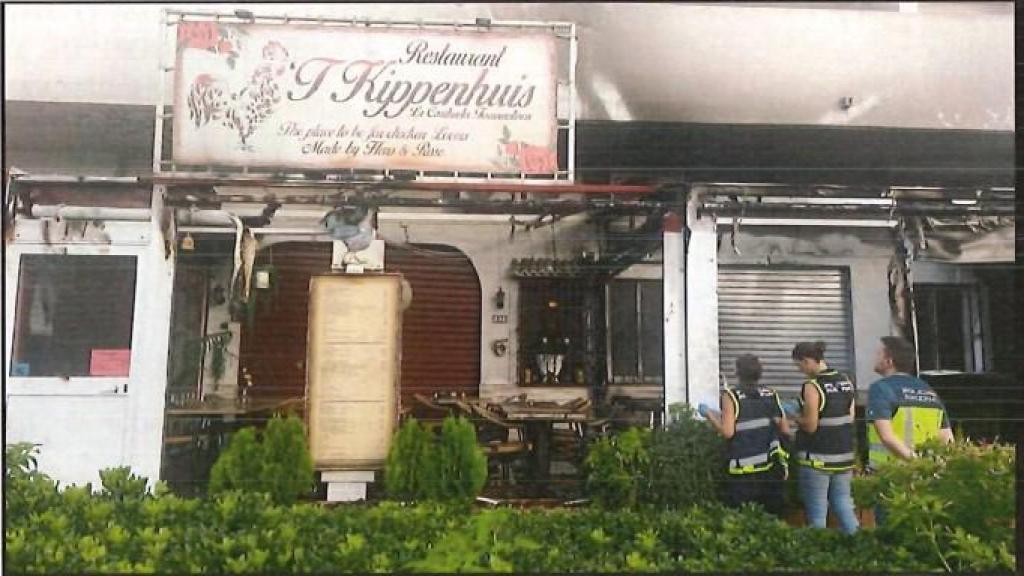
top-left (30, 206), bottom-right (151, 221)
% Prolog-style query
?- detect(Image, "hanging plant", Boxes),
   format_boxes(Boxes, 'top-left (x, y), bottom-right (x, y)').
top-left (204, 324), bottom-right (234, 383)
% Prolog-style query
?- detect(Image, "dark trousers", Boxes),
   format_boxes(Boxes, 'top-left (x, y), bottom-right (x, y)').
top-left (724, 466), bottom-right (786, 517)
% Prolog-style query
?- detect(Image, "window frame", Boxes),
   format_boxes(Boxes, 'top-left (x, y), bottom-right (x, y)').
top-left (913, 282), bottom-right (985, 373)
top-left (605, 278), bottom-right (664, 385)
top-left (5, 244), bottom-right (145, 396)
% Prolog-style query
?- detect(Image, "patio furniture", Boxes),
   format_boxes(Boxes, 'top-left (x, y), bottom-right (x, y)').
top-left (608, 396), bottom-right (665, 430)
top-left (497, 400), bottom-right (588, 496)
top-left (551, 398), bottom-right (592, 464)
top-left (410, 393), bottom-right (460, 430)
top-left (469, 403), bottom-right (532, 484)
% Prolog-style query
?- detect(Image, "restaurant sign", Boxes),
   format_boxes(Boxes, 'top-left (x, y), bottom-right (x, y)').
top-left (173, 22), bottom-right (558, 173)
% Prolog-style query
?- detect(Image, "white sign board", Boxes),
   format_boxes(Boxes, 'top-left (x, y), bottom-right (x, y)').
top-left (173, 22), bottom-right (558, 173)
top-left (306, 274), bottom-right (402, 470)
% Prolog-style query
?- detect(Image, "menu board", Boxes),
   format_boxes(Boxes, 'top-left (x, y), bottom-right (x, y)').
top-left (306, 274), bottom-right (403, 469)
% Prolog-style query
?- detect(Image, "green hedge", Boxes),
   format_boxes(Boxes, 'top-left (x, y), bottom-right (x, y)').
top-left (6, 440), bottom-right (1014, 574)
top-left (584, 404), bottom-right (727, 510)
top-left (852, 438), bottom-right (1016, 573)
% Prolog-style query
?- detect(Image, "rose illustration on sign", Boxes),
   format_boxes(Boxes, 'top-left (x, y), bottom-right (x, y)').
top-left (494, 125), bottom-right (557, 173)
top-left (183, 35), bottom-right (290, 150)
top-left (177, 21), bottom-right (244, 69)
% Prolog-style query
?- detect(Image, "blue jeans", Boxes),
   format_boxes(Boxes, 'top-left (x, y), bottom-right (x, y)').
top-left (798, 466), bottom-right (859, 534)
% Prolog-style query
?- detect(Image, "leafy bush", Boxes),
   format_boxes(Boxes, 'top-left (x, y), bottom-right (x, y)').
top-left (435, 416), bottom-right (488, 503)
top-left (98, 466), bottom-right (150, 502)
top-left (5, 443), bottom-right (61, 521)
top-left (208, 415), bottom-right (315, 505)
top-left (584, 427), bottom-right (651, 508)
top-left (646, 403), bottom-right (727, 508)
top-left (853, 438), bottom-right (1015, 572)
top-left (384, 418), bottom-right (437, 500)
top-left (384, 416), bottom-right (486, 503)
top-left (7, 470), bottom-right (947, 575)
top-left (585, 404), bottom-right (728, 510)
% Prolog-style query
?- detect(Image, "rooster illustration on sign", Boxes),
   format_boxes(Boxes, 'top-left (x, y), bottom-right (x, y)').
top-left (180, 22), bottom-right (290, 150)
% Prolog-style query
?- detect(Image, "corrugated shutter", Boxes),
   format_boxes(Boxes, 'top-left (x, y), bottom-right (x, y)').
top-left (240, 242), bottom-right (481, 405)
top-left (717, 267), bottom-right (855, 396)
top-left (385, 244), bottom-right (481, 404)
top-left (241, 243), bottom-right (332, 399)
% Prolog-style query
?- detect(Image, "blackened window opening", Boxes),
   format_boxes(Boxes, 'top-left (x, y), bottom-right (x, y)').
top-left (517, 279), bottom-right (586, 385)
top-left (11, 254), bottom-right (137, 378)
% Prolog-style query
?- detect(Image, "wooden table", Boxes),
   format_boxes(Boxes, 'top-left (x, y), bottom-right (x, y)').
top-left (497, 401), bottom-right (588, 495)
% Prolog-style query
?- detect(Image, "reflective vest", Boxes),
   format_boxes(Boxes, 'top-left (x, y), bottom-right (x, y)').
top-left (795, 370), bottom-right (856, 472)
top-left (867, 405), bottom-right (945, 467)
top-left (724, 386), bottom-right (788, 475)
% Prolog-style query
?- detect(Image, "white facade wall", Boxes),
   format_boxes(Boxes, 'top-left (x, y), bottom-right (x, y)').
top-left (4, 192), bottom-right (174, 487)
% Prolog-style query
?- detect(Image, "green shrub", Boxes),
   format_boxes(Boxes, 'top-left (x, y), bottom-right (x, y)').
top-left (208, 415), bottom-right (315, 505)
top-left (5, 443), bottom-right (61, 522)
top-left (384, 416), bottom-right (486, 503)
top-left (384, 418), bottom-right (437, 500)
top-left (435, 416), bottom-right (488, 503)
top-left (584, 427), bottom-right (651, 508)
top-left (584, 404), bottom-right (729, 510)
top-left (98, 466), bottom-right (150, 502)
top-left (852, 438), bottom-right (1015, 572)
top-left (645, 403), bottom-right (727, 508)
top-left (4, 468), bottom-right (958, 574)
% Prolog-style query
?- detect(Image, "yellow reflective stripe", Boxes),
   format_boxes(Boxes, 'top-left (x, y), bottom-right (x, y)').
top-left (728, 461), bottom-right (775, 475)
top-left (773, 392), bottom-right (785, 419)
top-left (725, 389), bottom-right (740, 420)
top-left (804, 379), bottom-right (826, 414)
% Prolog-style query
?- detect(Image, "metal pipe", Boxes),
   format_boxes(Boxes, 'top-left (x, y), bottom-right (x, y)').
top-left (153, 174), bottom-right (655, 195)
top-left (29, 206), bottom-right (151, 221)
top-left (14, 175), bottom-right (142, 185)
top-left (174, 208), bottom-right (238, 226)
top-left (165, 9), bottom-right (574, 29)
top-left (702, 204), bottom-right (1014, 218)
top-left (715, 217), bottom-right (898, 228)
top-left (153, 9), bottom-right (169, 174)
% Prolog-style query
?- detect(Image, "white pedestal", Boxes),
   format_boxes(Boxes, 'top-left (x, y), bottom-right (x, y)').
top-left (322, 470), bottom-right (375, 502)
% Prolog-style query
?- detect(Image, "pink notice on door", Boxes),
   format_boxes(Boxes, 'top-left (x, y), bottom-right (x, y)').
top-left (90, 349), bottom-right (131, 377)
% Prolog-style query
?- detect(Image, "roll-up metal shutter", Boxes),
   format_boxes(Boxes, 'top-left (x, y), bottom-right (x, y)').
top-left (385, 244), bottom-right (482, 405)
top-left (717, 267), bottom-right (855, 396)
top-left (239, 242), bottom-right (481, 405)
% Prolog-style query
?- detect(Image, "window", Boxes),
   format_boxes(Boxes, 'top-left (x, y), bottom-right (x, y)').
top-left (11, 254), bottom-right (137, 378)
top-left (914, 284), bottom-right (983, 373)
top-left (607, 279), bottom-right (663, 383)
top-left (517, 279), bottom-right (585, 385)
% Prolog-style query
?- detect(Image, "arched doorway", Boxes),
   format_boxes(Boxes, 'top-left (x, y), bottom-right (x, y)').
top-left (239, 242), bottom-right (481, 405)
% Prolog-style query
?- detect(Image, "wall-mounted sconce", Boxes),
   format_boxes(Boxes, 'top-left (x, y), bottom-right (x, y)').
top-left (180, 233), bottom-right (195, 251)
top-left (494, 286), bottom-right (506, 310)
top-left (491, 338), bottom-right (508, 357)
top-left (839, 96), bottom-right (855, 111)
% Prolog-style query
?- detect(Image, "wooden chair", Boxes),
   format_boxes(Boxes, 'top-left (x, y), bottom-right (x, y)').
top-left (411, 393), bottom-right (456, 432)
top-left (468, 404), bottom-right (532, 485)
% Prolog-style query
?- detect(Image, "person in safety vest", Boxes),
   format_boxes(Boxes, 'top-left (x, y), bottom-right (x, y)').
top-left (790, 341), bottom-right (859, 534)
top-left (866, 336), bottom-right (953, 467)
top-left (699, 354), bottom-right (790, 517)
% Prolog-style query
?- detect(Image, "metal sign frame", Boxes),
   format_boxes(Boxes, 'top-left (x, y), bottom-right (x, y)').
top-left (153, 9), bottom-right (577, 185)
